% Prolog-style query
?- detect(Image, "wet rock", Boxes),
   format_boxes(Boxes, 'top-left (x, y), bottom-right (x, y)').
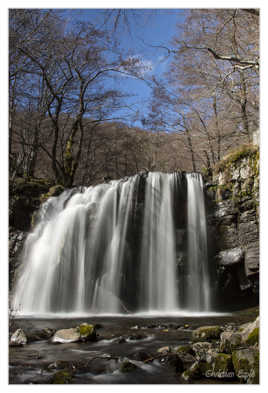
top-left (162, 353), bottom-right (184, 373)
top-left (78, 323), bottom-right (97, 342)
top-left (192, 342), bottom-right (213, 360)
top-left (240, 316), bottom-right (259, 346)
top-left (176, 352), bottom-right (196, 371)
top-left (130, 350), bottom-right (151, 362)
top-left (52, 328), bottom-right (80, 344)
top-left (119, 360), bottom-right (138, 373)
top-left (52, 323), bottom-right (96, 344)
top-left (113, 336), bottom-right (126, 344)
top-left (181, 361), bottom-right (201, 382)
top-left (51, 369), bottom-right (73, 384)
top-left (10, 329), bottom-right (27, 346)
top-left (201, 351), bottom-right (234, 375)
top-left (192, 325), bottom-right (222, 341)
top-left (127, 333), bottom-right (146, 341)
top-left (174, 344), bottom-right (194, 355)
top-left (157, 346), bottom-right (171, 354)
top-left (27, 328), bottom-right (55, 342)
top-left (232, 348), bottom-right (259, 383)
top-left (219, 331), bottom-right (242, 354)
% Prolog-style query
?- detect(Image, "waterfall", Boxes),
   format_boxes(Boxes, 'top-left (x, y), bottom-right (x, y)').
top-left (12, 172), bottom-right (212, 315)
top-left (186, 173), bottom-right (210, 311)
top-left (139, 173), bottom-right (178, 311)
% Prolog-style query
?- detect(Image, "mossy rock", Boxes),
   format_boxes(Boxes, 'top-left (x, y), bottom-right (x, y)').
top-left (174, 344), bottom-right (194, 355)
top-left (220, 331), bottom-right (242, 354)
top-left (181, 361), bottom-right (201, 382)
top-left (40, 185), bottom-right (65, 203)
top-left (78, 323), bottom-right (96, 341)
top-left (192, 325), bottom-right (222, 341)
top-left (232, 348), bottom-right (259, 383)
top-left (213, 353), bottom-right (233, 373)
top-left (214, 145), bottom-right (258, 174)
top-left (51, 369), bottom-right (73, 384)
top-left (245, 327), bottom-right (259, 346)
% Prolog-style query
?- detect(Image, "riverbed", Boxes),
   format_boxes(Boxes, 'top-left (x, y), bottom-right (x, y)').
top-left (9, 307), bottom-right (259, 384)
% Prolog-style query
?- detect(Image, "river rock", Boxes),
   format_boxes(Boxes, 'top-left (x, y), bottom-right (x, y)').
top-left (174, 344), bottom-right (194, 355)
top-left (181, 361), bottom-right (201, 382)
top-left (52, 328), bottom-right (81, 344)
top-left (192, 325), bottom-right (222, 341)
top-left (157, 346), bottom-right (171, 354)
top-left (199, 351), bottom-right (233, 376)
top-left (119, 360), bottom-right (138, 373)
top-left (232, 348), bottom-right (259, 383)
top-left (219, 331), bottom-right (242, 353)
top-left (78, 323), bottom-right (97, 341)
top-left (192, 342), bottom-right (213, 360)
top-left (51, 369), bottom-right (73, 384)
top-left (240, 316), bottom-right (259, 345)
top-left (10, 329), bottom-right (27, 346)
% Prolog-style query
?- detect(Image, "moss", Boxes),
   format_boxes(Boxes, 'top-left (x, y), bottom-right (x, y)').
top-left (245, 327), bottom-right (259, 346)
top-left (214, 145), bottom-right (258, 174)
top-left (175, 344), bottom-right (194, 355)
top-left (52, 369), bottom-right (73, 384)
top-left (213, 353), bottom-right (233, 372)
top-left (40, 185), bottom-right (65, 203)
top-left (78, 323), bottom-right (96, 341)
top-left (193, 325), bottom-right (222, 341)
top-left (232, 349), bottom-right (259, 383)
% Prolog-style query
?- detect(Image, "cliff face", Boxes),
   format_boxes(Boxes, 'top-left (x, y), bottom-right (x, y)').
top-left (206, 145), bottom-right (259, 310)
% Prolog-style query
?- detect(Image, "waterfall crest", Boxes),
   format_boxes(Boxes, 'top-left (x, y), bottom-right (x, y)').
top-left (12, 172), bottom-right (212, 315)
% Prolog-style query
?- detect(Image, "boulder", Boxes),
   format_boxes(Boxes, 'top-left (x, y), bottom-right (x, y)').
top-left (10, 329), bottom-right (27, 346)
top-left (219, 331), bottom-right (242, 354)
top-left (52, 323), bottom-right (96, 344)
top-left (192, 342), bottom-right (213, 360)
top-left (199, 351), bottom-right (234, 379)
top-left (52, 328), bottom-right (80, 344)
top-left (239, 316), bottom-right (259, 346)
top-left (119, 360), bottom-right (138, 373)
top-left (181, 361), bottom-right (201, 382)
top-left (157, 346), bottom-right (171, 354)
top-left (51, 369), bottom-right (73, 384)
top-left (78, 323), bottom-right (97, 342)
top-left (192, 325), bottom-right (222, 341)
top-left (232, 348), bottom-right (259, 383)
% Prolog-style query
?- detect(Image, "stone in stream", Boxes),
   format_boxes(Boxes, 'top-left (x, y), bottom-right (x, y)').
top-left (232, 348), bottom-right (259, 384)
top-left (192, 342), bottom-right (213, 360)
top-left (192, 325), bottom-right (222, 341)
top-left (219, 331), bottom-right (242, 353)
top-left (219, 316), bottom-right (259, 353)
top-left (52, 328), bottom-right (80, 344)
top-left (119, 360), bottom-right (138, 373)
top-left (52, 323), bottom-right (96, 344)
top-left (10, 329), bottom-right (27, 346)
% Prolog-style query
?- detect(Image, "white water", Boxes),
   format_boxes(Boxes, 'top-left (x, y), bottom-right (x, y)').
top-left (12, 172), bottom-right (212, 316)
top-left (139, 173), bottom-right (178, 312)
top-left (186, 173), bottom-right (210, 311)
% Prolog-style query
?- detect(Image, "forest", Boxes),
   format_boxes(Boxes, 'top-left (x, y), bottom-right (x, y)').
top-left (9, 9), bottom-right (259, 187)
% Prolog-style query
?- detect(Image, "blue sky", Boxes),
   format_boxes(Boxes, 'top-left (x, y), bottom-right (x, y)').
top-left (61, 9), bottom-right (187, 126)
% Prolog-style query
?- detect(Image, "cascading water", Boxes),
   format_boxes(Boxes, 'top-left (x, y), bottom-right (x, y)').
top-left (186, 173), bottom-right (210, 311)
top-left (139, 173), bottom-right (178, 312)
top-left (12, 172), bottom-right (212, 316)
